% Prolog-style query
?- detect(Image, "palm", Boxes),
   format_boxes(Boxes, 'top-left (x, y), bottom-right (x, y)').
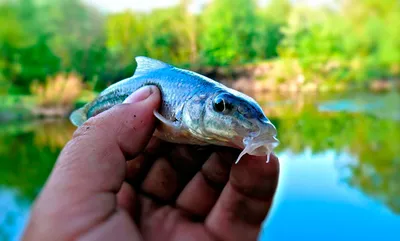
top-left (118, 137), bottom-right (280, 241)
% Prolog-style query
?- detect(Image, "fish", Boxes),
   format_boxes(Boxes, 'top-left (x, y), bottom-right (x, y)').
top-left (70, 56), bottom-right (279, 163)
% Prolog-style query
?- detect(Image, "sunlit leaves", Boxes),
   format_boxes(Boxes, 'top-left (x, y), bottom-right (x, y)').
top-left (279, 0), bottom-right (400, 83)
top-left (200, 0), bottom-right (259, 66)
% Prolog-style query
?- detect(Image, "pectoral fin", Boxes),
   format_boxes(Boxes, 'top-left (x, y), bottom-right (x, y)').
top-left (70, 107), bottom-right (88, 127)
top-left (152, 110), bottom-right (209, 145)
top-left (153, 110), bottom-right (181, 130)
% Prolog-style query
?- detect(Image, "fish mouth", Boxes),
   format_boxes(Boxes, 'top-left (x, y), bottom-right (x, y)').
top-left (233, 118), bottom-right (279, 164)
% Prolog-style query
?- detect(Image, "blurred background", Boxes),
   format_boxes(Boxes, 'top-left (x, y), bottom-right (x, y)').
top-left (0, 0), bottom-right (399, 240)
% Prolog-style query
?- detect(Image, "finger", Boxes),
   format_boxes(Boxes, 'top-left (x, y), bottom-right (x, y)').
top-left (168, 145), bottom-right (213, 182)
top-left (230, 154), bottom-right (279, 200)
top-left (117, 182), bottom-right (137, 218)
top-left (168, 145), bottom-right (214, 194)
top-left (125, 137), bottom-right (169, 186)
top-left (205, 154), bottom-right (279, 241)
top-left (140, 157), bottom-right (178, 202)
top-left (176, 149), bottom-right (236, 217)
top-left (137, 144), bottom-right (213, 203)
top-left (53, 85), bottom-right (160, 194)
top-left (23, 86), bottom-right (160, 241)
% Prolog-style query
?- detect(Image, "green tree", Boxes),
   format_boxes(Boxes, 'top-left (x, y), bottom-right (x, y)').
top-left (0, 1), bottom-right (33, 91)
top-left (105, 10), bottom-right (146, 81)
top-left (255, 0), bottom-right (291, 59)
top-left (278, 0), bottom-right (400, 85)
top-left (104, 1), bottom-right (197, 82)
top-left (340, 0), bottom-right (400, 79)
top-left (0, 0), bottom-right (107, 92)
top-left (143, 5), bottom-right (196, 65)
top-left (199, 0), bottom-right (259, 66)
top-left (43, 0), bottom-right (107, 80)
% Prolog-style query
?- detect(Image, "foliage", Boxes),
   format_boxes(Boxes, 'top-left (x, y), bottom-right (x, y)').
top-left (199, 0), bottom-right (259, 66)
top-left (279, 0), bottom-right (400, 84)
top-left (255, 0), bottom-right (291, 59)
top-left (0, 0), bottom-right (399, 94)
top-left (0, 0), bottom-right (106, 93)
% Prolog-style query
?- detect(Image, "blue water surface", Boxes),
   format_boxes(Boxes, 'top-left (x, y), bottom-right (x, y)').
top-left (260, 149), bottom-right (400, 241)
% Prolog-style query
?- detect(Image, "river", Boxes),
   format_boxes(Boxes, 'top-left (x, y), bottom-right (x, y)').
top-left (1, 90), bottom-right (399, 241)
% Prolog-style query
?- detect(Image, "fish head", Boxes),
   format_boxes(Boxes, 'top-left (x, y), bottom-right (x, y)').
top-left (197, 89), bottom-right (279, 160)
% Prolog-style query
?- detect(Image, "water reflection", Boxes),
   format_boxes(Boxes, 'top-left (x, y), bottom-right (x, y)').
top-left (0, 120), bottom-right (75, 201)
top-left (0, 91), bottom-right (399, 241)
top-left (260, 91), bottom-right (400, 215)
top-left (0, 120), bottom-right (75, 241)
top-left (260, 150), bottom-right (400, 241)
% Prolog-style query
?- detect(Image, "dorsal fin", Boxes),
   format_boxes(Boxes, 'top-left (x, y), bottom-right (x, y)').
top-left (133, 56), bottom-right (172, 77)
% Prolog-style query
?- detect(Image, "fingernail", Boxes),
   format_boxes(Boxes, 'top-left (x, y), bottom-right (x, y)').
top-left (123, 86), bottom-right (154, 103)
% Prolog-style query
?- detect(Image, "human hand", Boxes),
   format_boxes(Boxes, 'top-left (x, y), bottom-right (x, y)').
top-left (22, 86), bottom-right (280, 241)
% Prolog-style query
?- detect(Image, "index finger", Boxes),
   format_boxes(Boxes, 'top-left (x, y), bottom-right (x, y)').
top-left (205, 154), bottom-right (280, 241)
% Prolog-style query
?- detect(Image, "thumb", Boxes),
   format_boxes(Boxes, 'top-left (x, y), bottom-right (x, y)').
top-left (78, 85), bottom-right (161, 159)
top-left (53, 85), bottom-right (161, 193)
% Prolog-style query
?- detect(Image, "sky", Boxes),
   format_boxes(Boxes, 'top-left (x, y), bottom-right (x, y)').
top-left (84, 0), bottom-right (333, 13)
top-left (84, 0), bottom-right (209, 13)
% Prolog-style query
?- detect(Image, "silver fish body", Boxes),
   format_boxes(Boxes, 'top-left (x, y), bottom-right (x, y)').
top-left (70, 57), bottom-right (279, 162)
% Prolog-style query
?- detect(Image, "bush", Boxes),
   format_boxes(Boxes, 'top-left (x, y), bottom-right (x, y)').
top-left (30, 72), bottom-right (83, 109)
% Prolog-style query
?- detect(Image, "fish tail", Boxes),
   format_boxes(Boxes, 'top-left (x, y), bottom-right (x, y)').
top-left (69, 106), bottom-right (87, 126)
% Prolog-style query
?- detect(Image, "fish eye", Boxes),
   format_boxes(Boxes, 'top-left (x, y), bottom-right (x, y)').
top-left (213, 95), bottom-right (233, 114)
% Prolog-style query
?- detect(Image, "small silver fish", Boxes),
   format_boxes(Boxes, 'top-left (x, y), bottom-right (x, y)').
top-left (70, 57), bottom-right (279, 163)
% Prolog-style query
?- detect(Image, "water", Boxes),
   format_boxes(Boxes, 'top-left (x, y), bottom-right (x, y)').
top-left (1, 91), bottom-right (399, 241)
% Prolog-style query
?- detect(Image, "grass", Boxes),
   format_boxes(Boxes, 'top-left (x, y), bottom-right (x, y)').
top-left (30, 72), bottom-right (84, 108)
top-left (28, 72), bottom-right (86, 117)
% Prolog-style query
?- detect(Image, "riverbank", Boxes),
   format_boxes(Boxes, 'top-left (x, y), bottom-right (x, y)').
top-left (196, 61), bottom-right (400, 94)
top-left (1, 61), bottom-right (399, 122)
top-left (0, 91), bottom-right (96, 122)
